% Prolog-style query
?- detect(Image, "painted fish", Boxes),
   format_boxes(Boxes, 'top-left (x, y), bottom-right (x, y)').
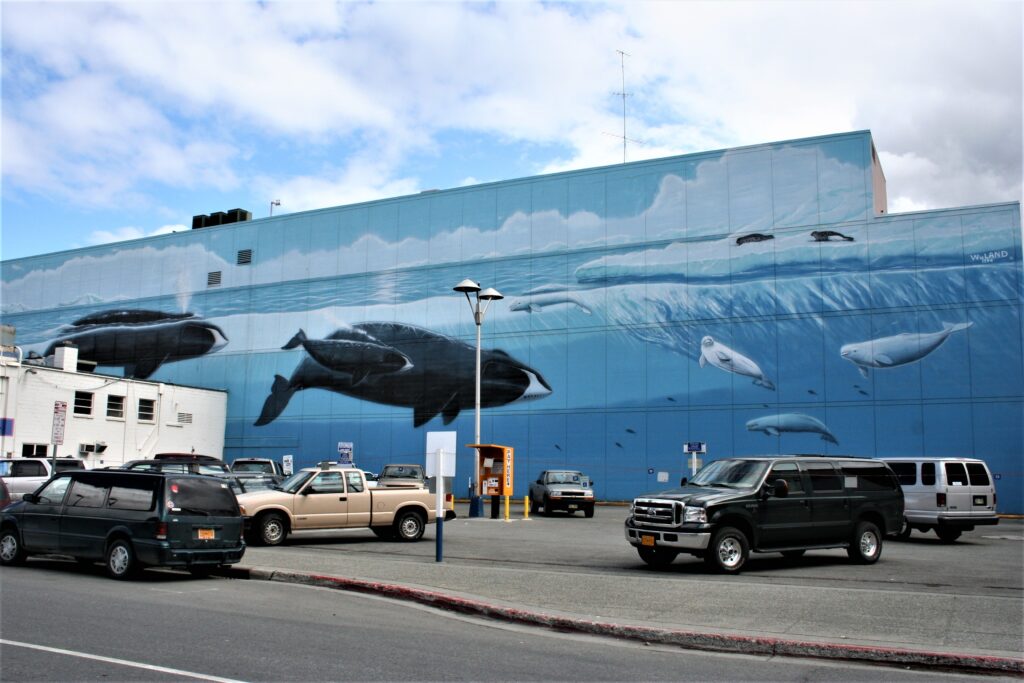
top-left (746, 413), bottom-right (838, 444)
top-left (840, 322), bottom-right (972, 378)
top-left (699, 336), bottom-right (775, 390)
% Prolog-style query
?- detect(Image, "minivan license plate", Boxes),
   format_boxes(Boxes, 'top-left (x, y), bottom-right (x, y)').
top-left (568, 504), bottom-right (578, 510)
top-left (641, 534), bottom-right (655, 547)
top-left (197, 528), bottom-right (215, 540)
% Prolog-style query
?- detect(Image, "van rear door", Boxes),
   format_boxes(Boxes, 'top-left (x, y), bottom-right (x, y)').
top-left (164, 477), bottom-right (243, 550)
top-left (965, 462), bottom-right (996, 514)
top-left (942, 462), bottom-right (972, 518)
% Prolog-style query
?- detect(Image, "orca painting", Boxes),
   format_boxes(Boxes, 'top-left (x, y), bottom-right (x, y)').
top-left (256, 322), bottom-right (552, 427)
top-left (45, 309), bottom-right (228, 379)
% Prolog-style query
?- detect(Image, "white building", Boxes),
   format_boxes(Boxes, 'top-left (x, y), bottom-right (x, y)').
top-left (0, 344), bottom-right (226, 467)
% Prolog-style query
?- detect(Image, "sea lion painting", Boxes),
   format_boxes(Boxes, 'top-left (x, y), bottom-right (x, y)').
top-left (811, 230), bottom-right (855, 242)
top-left (735, 233), bottom-right (774, 246)
top-left (746, 413), bottom-right (839, 444)
top-left (44, 309), bottom-right (227, 379)
top-left (256, 322), bottom-right (552, 427)
top-left (840, 322), bottom-right (972, 378)
top-left (698, 336), bottom-right (775, 390)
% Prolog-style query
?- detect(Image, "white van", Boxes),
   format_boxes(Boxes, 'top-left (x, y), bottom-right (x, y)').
top-left (882, 458), bottom-right (999, 543)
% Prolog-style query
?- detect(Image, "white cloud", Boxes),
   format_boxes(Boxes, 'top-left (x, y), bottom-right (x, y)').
top-left (87, 223), bottom-right (186, 246)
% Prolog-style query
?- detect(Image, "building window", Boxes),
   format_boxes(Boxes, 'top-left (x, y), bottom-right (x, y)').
top-left (107, 395), bottom-right (125, 419)
top-left (21, 443), bottom-right (47, 458)
top-left (74, 391), bottom-right (93, 416)
top-left (138, 398), bottom-right (156, 422)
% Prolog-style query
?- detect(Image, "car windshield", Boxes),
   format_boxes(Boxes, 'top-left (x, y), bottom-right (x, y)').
top-left (279, 470), bottom-right (315, 493)
top-left (166, 477), bottom-right (238, 516)
top-left (545, 471), bottom-right (583, 485)
top-left (689, 460), bottom-right (768, 489)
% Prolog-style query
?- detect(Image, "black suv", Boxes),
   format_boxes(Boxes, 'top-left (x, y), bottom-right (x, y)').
top-left (624, 456), bottom-right (903, 573)
top-left (0, 470), bottom-right (245, 579)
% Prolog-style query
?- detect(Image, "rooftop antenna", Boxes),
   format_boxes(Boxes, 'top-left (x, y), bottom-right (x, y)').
top-left (605, 49), bottom-right (643, 163)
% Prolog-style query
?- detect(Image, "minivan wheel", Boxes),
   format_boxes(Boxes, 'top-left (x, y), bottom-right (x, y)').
top-left (705, 526), bottom-right (749, 573)
top-left (106, 540), bottom-right (138, 580)
top-left (848, 521), bottom-right (882, 564)
top-left (637, 547), bottom-right (678, 568)
top-left (0, 529), bottom-right (26, 566)
top-left (393, 510), bottom-right (425, 542)
top-left (259, 513), bottom-right (287, 546)
top-left (936, 527), bottom-right (962, 544)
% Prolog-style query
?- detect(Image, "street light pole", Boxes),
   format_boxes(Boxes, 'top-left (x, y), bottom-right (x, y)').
top-left (269, 199), bottom-right (281, 216)
top-left (454, 278), bottom-right (503, 518)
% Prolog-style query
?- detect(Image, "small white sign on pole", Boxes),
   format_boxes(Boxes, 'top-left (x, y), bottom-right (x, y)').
top-left (51, 401), bottom-right (67, 446)
top-left (282, 454), bottom-right (294, 476)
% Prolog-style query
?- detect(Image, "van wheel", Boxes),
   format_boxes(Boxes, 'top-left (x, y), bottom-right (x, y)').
top-left (393, 510), bottom-right (425, 542)
top-left (936, 528), bottom-right (962, 544)
top-left (637, 547), bottom-right (678, 568)
top-left (705, 527), bottom-right (749, 573)
top-left (106, 540), bottom-right (138, 580)
top-left (896, 518), bottom-right (912, 540)
top-left (259, 513), bottom-right (287, 546)
top-left (848, 521), bottom-right (882, 564)
top-left (0, 528), bottom-right (26, 566)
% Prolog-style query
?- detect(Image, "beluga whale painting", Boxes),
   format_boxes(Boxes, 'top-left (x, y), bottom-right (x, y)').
top-left (840, 322), bottom-right (972, 378)
top-left (746, 413), bottom-right (839, 444)
top-left (699, 336), bottom-right (775, 390)
top-left (44, 309), bottom-right (228, 379)
top-left (256, 322), bottom-right (552, 428)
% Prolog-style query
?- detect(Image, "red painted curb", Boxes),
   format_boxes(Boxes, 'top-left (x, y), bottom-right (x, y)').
top-left (226, 567), bottom-right (1023, 675)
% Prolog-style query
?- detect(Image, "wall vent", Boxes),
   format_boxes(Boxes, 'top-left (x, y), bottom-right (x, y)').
top-left (177, 412), bottom-right (193, 424)
top-left (237, 249), bottom-right (253, 265)
top-left (207, 271), bottom-right (222, 287)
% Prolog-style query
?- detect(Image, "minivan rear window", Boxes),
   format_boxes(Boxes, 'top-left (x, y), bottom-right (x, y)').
top-left (966, 463), bottom-right (991, 486)
top-left (166, 478), bottom-right (238, 516)
top-left (108, 485), bottom-right (156, 511)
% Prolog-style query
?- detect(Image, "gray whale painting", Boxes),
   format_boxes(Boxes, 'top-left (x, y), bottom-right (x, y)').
top-left (840, 322), bottom-right (972, 378)
top-left (256, 322), bottom-right (552, 428)
top-left (45, 309), bottom-right (227, 379)
top-left (699, 336), bottom-right (775, 390)
top-left (746, 413), bottom-right (839, 444)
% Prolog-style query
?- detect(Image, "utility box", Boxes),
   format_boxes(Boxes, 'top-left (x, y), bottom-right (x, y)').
top-left (469, 443), bottom-right (514, 497)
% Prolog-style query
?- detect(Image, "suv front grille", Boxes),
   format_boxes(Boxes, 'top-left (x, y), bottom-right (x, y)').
top-left (633, 498), bottom-right (681, 527)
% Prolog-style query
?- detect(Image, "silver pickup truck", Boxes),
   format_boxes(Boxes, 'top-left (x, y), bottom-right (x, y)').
top-left (237, 463), bottom-right (454, 545)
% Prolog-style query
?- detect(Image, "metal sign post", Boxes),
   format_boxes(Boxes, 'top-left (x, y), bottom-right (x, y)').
top-left (51, 401), bottom-right (67, 471)
top-left (426, 431), bottom-right (457, 563)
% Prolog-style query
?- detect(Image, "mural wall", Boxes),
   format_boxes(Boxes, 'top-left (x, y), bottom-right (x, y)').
top-left (3, 131), bottom-right (1023, 510)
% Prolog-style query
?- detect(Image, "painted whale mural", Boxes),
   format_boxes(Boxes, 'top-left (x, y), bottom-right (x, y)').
top-left (746, 413), bottom-right (838, 444)
top-left (45, 309), bottom-right (228, 379)
top-left (840, 322), bottom-right (972, 378)
top-left (508, 289), bottom-right (593, 315)
top-left (699, 336), bottom-right (775, 390)
top-left (283, 329), bottom-right (412, 385)
top-left (256, 322), bottom-right (552, 428)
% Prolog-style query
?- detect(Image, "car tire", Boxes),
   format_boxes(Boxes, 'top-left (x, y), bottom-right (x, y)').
top-left (393, 510), bottom-right (425, 542)
top-left (106, 539), bottom-right (138, 580)
top-left (371, 526), bottom-right (395, 540)
top-left (781, 549), bottom-right (806, 559)
top-left (936, 527), bottom-right (962, 544)
top-left (705, 526), bottom-right (749, 573)
top-left (896, 518), bottom-right (912, 541)
top-left (847, 521), bottom-right (882, 564)
top-left (0, 528), bottom-right (26, 566)
top-left (637, 547), bottom-right (678, 568)
top-left (584, 505), bottom-right (595, 518)
top-left (259, 512), bottom-right (288, 546)
top-left (542, 496), bottom-right (553, 517)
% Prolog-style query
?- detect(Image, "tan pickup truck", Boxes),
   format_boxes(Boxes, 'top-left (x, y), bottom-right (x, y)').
top-left (236, 464), bottom-right (453, 545)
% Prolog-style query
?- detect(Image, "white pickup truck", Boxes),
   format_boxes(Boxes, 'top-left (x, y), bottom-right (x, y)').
top-left (0, 457), bottom-right (86, 497)
top-left (236, 464), bottom-right (454, 545)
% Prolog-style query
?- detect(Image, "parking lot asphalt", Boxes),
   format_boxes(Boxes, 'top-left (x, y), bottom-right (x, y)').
top-left (225, 504), bottom-right (1024, 674)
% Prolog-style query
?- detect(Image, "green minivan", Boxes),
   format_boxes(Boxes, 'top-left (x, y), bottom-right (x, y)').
top-left (0, 470), bottom-right (245, 579)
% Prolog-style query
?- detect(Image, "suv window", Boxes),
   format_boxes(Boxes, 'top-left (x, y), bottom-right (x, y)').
top-left (966, 463), bottom-right (991, 486)
top-left (166, 478), bottom-right (238, 516)
top-left (945, 462), bottom-right (969, 486)
top-left (769, 462), bottom-right (804, 493)
top-left (888, 462), bottom-right (916, 486)
top-left (108, 484), bottom-right (156, 511)
top-left (841, 463), bottom-right (898, 492)
top-left (37, 477), bottom-right (71, 504)
top-left (805, 462), bottom-right (843, 492)
top-left (67, 479), bottom-right (108, 507)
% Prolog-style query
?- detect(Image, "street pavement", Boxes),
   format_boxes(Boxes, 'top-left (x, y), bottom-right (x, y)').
top-left (226, 504), bottom-right (1024, 674)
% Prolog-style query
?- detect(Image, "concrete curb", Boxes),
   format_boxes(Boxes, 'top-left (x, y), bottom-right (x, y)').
top-left (222, 566), bottom-right (1023, 675)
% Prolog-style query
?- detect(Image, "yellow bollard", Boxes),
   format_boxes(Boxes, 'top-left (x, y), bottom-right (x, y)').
top-left (523, 495), bottom-right (530, 520)
top-left (504, 495), bottom-right (510, 521)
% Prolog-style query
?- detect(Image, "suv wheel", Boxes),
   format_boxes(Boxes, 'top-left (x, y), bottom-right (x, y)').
top-left (106, 539), bottom-right (138, 580)
top-left (637, 547), bottom-right (678, 568)
top-left (259, 513), bottom-right (287, 546)
top-left (0, 528), bottom-right (26, 566)
top-left (705, 526), bottom-right (749, 573)
top-left (848, 521), bottom-right (882, 564)
top-left (393, 510), bottom-right (425, 542)
top-left (936, 527), bottom-right (962, 544)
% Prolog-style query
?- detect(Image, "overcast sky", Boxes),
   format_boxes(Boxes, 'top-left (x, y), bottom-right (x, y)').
top-left (2, 1), bottom-right (1021, 261)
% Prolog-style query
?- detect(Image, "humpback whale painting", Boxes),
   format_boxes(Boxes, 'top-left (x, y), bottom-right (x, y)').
top-left (45, 309), bottom-right (228, 379)
top-left (256, 323), bottom-right (552, 428)
top-left (840, 322), bottom-right (972, 378)
top-left (746, 413), bottom-right (839, 444)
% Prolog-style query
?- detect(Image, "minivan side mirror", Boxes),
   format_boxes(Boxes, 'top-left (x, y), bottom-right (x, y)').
top-left (772, 478), bottom-right (789, 498)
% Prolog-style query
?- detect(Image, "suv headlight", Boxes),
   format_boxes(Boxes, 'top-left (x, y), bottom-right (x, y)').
top-left (683, 506), bottom-right (706, 524)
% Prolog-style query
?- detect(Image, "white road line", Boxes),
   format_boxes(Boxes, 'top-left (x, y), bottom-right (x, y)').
top-left (0, 639), bottom-right (246, 683)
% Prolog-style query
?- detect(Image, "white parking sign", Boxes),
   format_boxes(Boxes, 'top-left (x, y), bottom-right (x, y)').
top-left (51, 401), bottom-right (67, 445)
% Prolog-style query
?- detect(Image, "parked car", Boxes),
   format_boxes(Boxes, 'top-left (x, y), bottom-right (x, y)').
top-left (882, 457), bottom-right (999, 542)
top-left (0, 470), bottom-right (245, 579)
top-left (625, 456), bottom-right (903, 573)
top-left (0, 457), bottom-right (87, 497)
top-left (529, 470), bottom-right (595, 517)
top-left (0, 479), bottom-right (11, 510)
top-left (123, 453), bottom-right (231, 477)
top-left (230, 458), bottom-right (284, 476)
top-left (377, 464), bottom-right (425, 488)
